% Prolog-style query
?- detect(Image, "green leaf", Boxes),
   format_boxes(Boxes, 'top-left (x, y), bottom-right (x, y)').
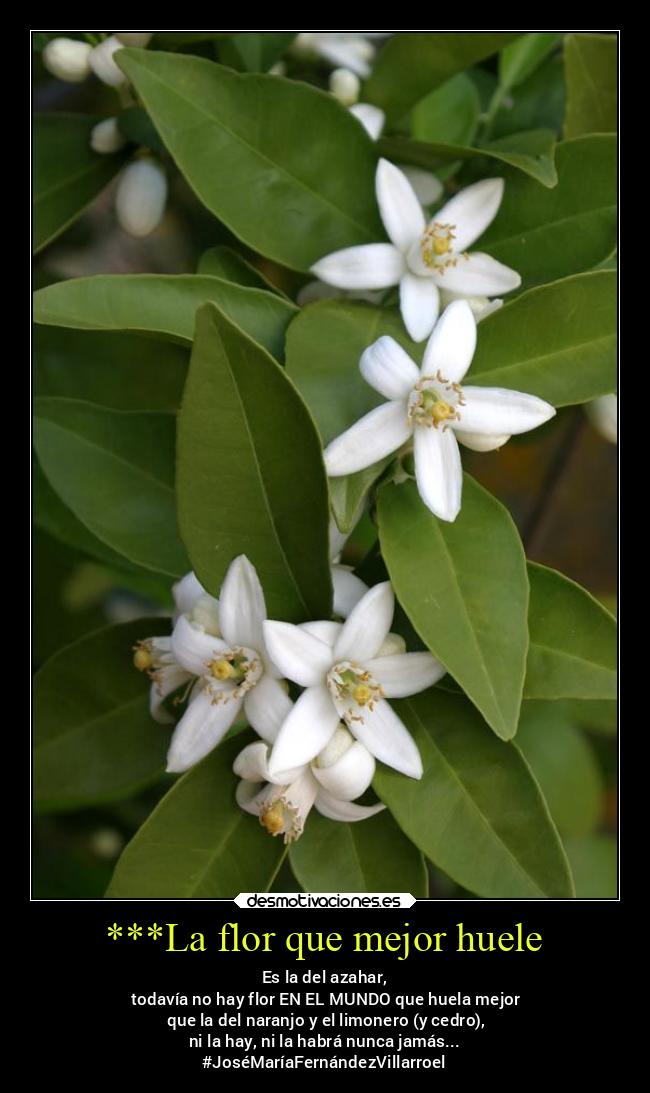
top-left (379, 128), bottom-right (557, 187)
top-left (466, 271), bottom-right (616, 405)
top-left (517, 702), bottom-right (604, 837)
top-left (35, 619), bottom-right (168, 810)
top-left (412, 74), bottom-right (480, 147)
top-left (564, 836), bottom-right (616, 898)
top-left (117, 106), bottom-right (166, 156)
top-left (152, 32), bottom-right (232, 47)
top-left (33, 531), bottom-right (111, 663)
top-left (525, 563), bottom-right (617, 700)
top-left (219, 32), bottom-right (295, 72)
top-left (197, 245), bottom-right (287, 298)
top-left (490, 54), bottom-right (566, 140)
top-left (364, 33), bottom-right (521, 122)
top-left (286, 301), bottom-right (418, 528)
top-left (290, 810), bottom-right (427, 894)
top-left (374, 689), bottom-right (573, 898)
top-left (34, 398), bottom-right (187, 577)
top-left (117, 50), bottom-right (383, 271)
top-left (498, 33), bottom-right (562, 94)
top-left (34, 114), bottom-right (128, 253)
top-left (32, 275), bottom-right (296, 361)
top-left (480, 136), bottom-right (617, 288)
top-left (378, 477), bottom-right (528, 741)
top-left (106, 734), bottom-right (285, 898)
top-left (35, 327), bottom-right (189, 410)
top-left (564, 33), bottom-right (617, 139)
top-left (564, 699), bottom-right (617, 736)
top-left (177, 303), bottom-right (331, 620)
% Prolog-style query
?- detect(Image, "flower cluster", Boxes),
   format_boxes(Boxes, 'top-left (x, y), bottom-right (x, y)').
top-left (136, 556), bottom-right (444, 843)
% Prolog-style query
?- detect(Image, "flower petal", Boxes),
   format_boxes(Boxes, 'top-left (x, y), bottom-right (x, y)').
top-left (376, 158), bottom-right (425, 252)
top-left (421, 298), bottom-right (476, 383)
top-left (435, 178), bottom-right (505, 252)
top-left (317, 38), bottom-right (373, 77)
top-left (218, 554), bottom-right (266, 651)
top-left (399, 272), bottom-right (440, 342)
top-left (243, 674), bottom-right (293, 744)
top-left (315, 791), bottom-right (385, 822)
top-left (360, 335), bottom-right (420, 399)
top-left (233, 740), bottom-right (272, 782)
top-left (399, 166), bottom-right (443, 207)
top-left (324, 400), bottom-right (412, 477)
top-left (334, 581), bottom-right (394, 663)
top-left (166, 689), bottom-right (242, 772)
top-left (262, 621), bottom-right (332, 687)
top-left (172, 571), bottom-right (208, 618)
top-left (455, 430), bottom-right (511, 452)
top-left (413, 423), bottom-right (463, 522)
top-left (171, 614), bottom-right (228, 676)
top-left (434, 252), bottom-right (521, 296)
top-left (299, 620), bottom-right (343, 647)
top-left (586, 394), bottom-right (617, 444)
top-left (149, 664), bottom-right (192, 724)
top-left (311, 243), bottom-right (404, 290)
top-left (347, 698), bottom-right (423, 778)
top-left (236, 779), bottom-right (264, 815)
top-left (269, 686), bottom-right (340, 775)
top-left (313, 740), bottom-right (375, 800)
top-left (366, 652), bottom-right (446, 697)
top-left (332, 566), bottom-right (368, 618)
top-left (349, 102), bottom-right (385, 140)
top-left (458, 387), bottom-right (556, 436)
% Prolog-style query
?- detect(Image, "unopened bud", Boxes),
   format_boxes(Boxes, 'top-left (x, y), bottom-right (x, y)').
top-left (90, 117), bottom-right (127, 154)
top-left (115, 159), bottom-right (167, 238)
top-left (115, 32), bottom-right (153, 48)
top-left (42, 37), bottom-right (92, 83)
top-left (329, 67), bottom-right (360, 106)
top-left (89, 35), bottom-right (127, 87)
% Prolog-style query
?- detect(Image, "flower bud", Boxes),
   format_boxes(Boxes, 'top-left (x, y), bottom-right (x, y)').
top-left (115, 159), bottom-right (167, 238)
top-left (349, 102), bottom-right (385, 140)
top-left (115, 32), bottom-right (153, 47)
top-left (90, 117), bottom-right (127, 154)
top-left (89, 35), bottom-right (127, 87)
top-left (586, 394), bottom-right (617, 444)
top-left (42, 37), bottom-right (92, 83)
top-left (329, 67), bottom-right (360, 106)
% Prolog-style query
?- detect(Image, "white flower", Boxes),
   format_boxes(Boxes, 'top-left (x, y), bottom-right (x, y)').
top-left (263, 582), bottom-right (445, 780)
top-left (350, 102), bottom-right (386, 141)
top-left (166, 556), bottom-right (289, 773)
top-left (329, 67), bottom-right (361, 106)
top-left (348, 106), bottom-right (443, 208)
top-left (42, 38), bottom-right (92, 82)
top-left (439, 289), bottom-right (503, 323)
top-left (115, 159), bottom-right (168, 237)
top-left (90, 117), bottom-right (127, 154)
top-left (323, 300), bottom-right (556, 522)
top-left (329, 518), bottom-right (368, 618)
top-left (586, 394), bottom-right (617, 444)
top-left (89, 35), bottom-right (129, 87)
top-left (291, 32), bottom-right (380, 78)
top-left (311, 159), bottom-right (521, 342)
top-left (234, 727), bottom-right (384, 843)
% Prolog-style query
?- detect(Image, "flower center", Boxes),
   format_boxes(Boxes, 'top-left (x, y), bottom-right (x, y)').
top-left (260, 798), bottom-right (288, 836)
top-left (133, 644), bottom-right (153, 672)
top-left (327, 661), bottom-right (384, 725)
top-left (421, 222), bottom-right (456, 267)
top-left (408, 373), bottom-right (465, 430)
top-left (205, 648), bottom-right (261, 702)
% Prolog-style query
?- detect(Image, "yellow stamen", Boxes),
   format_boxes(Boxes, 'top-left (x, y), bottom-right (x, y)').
top-left (431, 400), bottom-right (455, 424)
top-left (261, 800), bottom-right (285, 836)
top-left (432, 235), bottom-right (451, 256)
top-left (133, 647), bottom-right (153, 672)
top-left (352, 684), bottom-right (372, 706)
top-left (209, 658), bottom-right (238, 681)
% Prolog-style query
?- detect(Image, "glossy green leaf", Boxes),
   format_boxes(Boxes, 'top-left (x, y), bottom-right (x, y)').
top-left (517, 702), bottom-right (604, 837)
top-left (364, 33), bottom-right (520, 122)
top-left (374, 689), bottom-right (573, 898)
top-left (499, 33), bottom-right (562, 93)
top-left (35, 619), bottom-right (168, 810)
top-left (117, 49), bottom-right (383, 271)
top-left (466, 272), bottom-right (616, 405)
top-left (117, 106), bottom-right (166, 155)
top-left (219, 32), bottom-right (295, 72)
top-left (564, 836), bottom-right (617, 898)
top-left (34, 114), bottom-right (128, 253)
top-left (34, 398), bottom-right (187, 577)
top-left (197, 245), bottom-right (287, 297)
top-left (290, 810), bottom-right (427, 894)
top-left (490, 54), bottom-right (566, 140)
top-left (379, 128), bottom-right (557, 187)
top-left (378, 477), bottom-right (528, 741)
top-left (33, 531), bottom-right (111, 663)
top-left (480, 136), bottom-right (616, 288)
top-left (564, 34), bottom-right (617, 139)
top-left (412, 74), bottom-right (480, 147)
top-left (564, 699), bottom-right (617, 736)
top-left (106, 734), bottom-right (285, 898)
top-left (524, 563), bottom-right (617, 700)
top-left (35, 326), bottom-right (189, 410)
top-left (177, 303), bottom-right (331, 620)
top-left (32, 275), bottom-right (296, 361)
top-left (286, 301), bottom-right (417, 529)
